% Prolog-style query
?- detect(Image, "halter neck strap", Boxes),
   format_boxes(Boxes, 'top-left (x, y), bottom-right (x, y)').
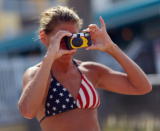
top-left (72, 59), bottom-right (82, 75)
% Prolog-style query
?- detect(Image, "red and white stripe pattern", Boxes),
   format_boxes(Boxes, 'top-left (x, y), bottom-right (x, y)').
top-left (76, 74), bottom-right (100, 109)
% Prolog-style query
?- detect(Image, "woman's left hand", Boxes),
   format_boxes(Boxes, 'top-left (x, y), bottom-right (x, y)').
top-left (84, 16), bottom-right (116, 53)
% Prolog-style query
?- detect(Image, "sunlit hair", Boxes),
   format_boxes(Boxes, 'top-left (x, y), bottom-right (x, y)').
top-left (39, 6), bottom-right (83, 34)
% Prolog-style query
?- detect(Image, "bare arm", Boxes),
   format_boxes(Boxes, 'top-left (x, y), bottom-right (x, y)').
top-left (94, 45), bottom-right (152, 95)
top-left (18, 55), bottom-right (54, 119)
top-left (85, 17), bottom-right (152, 95)
top-left (18, 31), bottom-right (75, 119)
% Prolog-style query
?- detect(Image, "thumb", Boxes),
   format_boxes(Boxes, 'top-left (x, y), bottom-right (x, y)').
top-left (86, 45), bottom-right (97, 50)
top-left (60, 49), bottom-right (77, 55)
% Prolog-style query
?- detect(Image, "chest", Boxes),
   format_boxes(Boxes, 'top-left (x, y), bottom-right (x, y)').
top-left (37, 71), bottom-right (100, 121)
top-left (52, 68), bottom-right (88, 98)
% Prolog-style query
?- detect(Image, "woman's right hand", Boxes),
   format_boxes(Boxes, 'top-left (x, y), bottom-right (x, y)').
top-left (46, 30), bottom-right (76, 60)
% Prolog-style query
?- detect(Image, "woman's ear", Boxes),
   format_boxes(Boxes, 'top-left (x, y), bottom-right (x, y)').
top-left (39, 30), bottom-right (49, 47)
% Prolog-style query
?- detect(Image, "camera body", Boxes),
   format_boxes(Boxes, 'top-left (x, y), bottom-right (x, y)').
top-left (64, 32), bottom-right (92, 50)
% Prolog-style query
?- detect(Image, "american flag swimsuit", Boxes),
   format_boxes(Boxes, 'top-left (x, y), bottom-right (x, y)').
top-left (40, 60), bottom-right (100, 123)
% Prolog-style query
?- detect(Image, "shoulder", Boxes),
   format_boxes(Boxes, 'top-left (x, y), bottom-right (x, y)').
top-left (77, 61), bottom-right (112, 87)
top-left (79, 61), bottom-right (111, 74)
top-left (22, 63), bottom-right (41, 88)
top-left (24, 63), bottom-right (41, 78)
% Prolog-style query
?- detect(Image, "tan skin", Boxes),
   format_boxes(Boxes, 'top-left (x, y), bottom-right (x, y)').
top-left (18, 17), bottom-right (152, 131)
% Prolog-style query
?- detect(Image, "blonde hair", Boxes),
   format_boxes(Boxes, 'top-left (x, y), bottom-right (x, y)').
top-left (39, 6), bottom-right (83, 34)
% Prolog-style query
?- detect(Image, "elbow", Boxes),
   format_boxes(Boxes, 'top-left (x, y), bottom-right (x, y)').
top-left (138, 84), bottom-right (152, 95)
top-left (143, 81), bottom-right (152, 94)
top-left (18, 100), bottom-right (35, 119)
top-left (144, 84), bottom-right (152, 94)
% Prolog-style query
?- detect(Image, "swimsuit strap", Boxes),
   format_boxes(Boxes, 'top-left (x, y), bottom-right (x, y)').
top-left (72, 59), bottom-right (82, 75)
top-left (40, 116), bottom-right (46, 123)
top-left (72, 59), bottom-right (79, 67)
top-left (39, 59), bottom-right (82, 123)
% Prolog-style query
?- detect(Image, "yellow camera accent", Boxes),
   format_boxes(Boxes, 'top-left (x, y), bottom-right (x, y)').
top-left (70, 36), bottom-right (89, 49)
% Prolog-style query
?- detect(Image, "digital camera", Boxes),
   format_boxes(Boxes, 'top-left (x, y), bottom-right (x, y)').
top-left (64, 32), bottom-right (92, 50)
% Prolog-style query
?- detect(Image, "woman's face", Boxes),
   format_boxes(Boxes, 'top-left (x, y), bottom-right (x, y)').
top-left (48, 22), bottom-right (79, 50)
top-left (40, 22), bottom-right (79, 60)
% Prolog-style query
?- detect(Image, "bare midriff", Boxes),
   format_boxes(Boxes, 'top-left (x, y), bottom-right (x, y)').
top-left (40, 108), bottom-right (101, 131)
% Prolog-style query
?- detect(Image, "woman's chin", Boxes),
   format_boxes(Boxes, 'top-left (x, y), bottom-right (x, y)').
top-left (64, 52), bottom-right (75, 57)
top-left (61, 51), bottom-right (75, 58)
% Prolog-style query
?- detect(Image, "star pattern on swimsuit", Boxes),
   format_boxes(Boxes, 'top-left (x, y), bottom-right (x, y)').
top-left (40, 60), bottom-right (100, 123)
top-left (45, 78), bottom-right (77, 116)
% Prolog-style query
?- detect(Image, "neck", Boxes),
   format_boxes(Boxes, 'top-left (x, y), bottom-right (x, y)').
top-left (52, 57), bottom-right (74, 73)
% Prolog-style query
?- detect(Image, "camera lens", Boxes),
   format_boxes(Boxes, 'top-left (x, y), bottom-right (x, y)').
top-left (72, 37), bottom-right (83, 47)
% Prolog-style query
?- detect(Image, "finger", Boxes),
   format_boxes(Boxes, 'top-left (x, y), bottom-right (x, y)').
top-left (99, 16), bottom-right (106, 30)
top-left (59, 50), bottom-right (70, 56)
top-left (82, 28), bottom-right (90, 33)
top-left (61, 49), bottom-right (77, 55)
top-left (88, 24), bottom-right (99, 30)
top-left (56, 30), bottom-right (72, 39)
top-left (68, 49), bottom-right (77, 53)
top-left (51, 30), bottom-right (72, 41)
top-left (86, 45), bottom-right (97, 50)
top-left (88, 24), bottom-right (100, 33)
top-left (50, 31), bottom-right (72, 43)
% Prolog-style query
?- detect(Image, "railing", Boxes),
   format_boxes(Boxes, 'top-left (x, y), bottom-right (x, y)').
top-left (0, 56), bottom-right (42, 125)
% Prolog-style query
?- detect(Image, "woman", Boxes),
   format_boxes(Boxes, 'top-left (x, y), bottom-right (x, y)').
top-left (18, 6), bottom-right (152, 131)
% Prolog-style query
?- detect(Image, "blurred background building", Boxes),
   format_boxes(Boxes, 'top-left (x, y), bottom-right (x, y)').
top-left (0, 0), bottom-right (160, 131)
